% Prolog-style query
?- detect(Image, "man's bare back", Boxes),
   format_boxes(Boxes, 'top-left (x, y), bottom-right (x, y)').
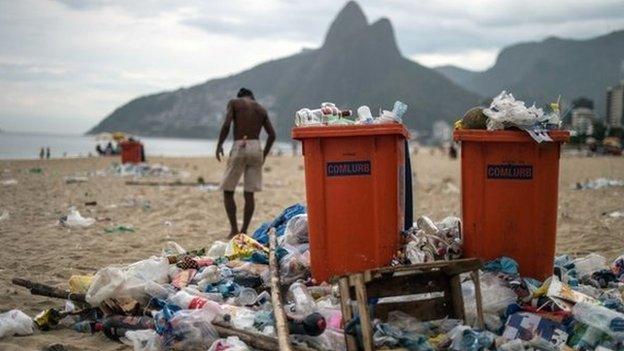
top-left (228, 98), bottom-right (269, 140)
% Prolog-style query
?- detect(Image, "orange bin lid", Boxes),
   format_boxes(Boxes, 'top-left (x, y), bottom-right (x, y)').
top-left (453, 129), bottom-right (570, 143)
top-left (292, 124), bottom-right (410, 140)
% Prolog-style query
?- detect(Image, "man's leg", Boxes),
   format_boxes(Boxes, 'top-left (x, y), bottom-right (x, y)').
top-left (223, 191), bottom-right (238, 237)
top-left (241, 191), bottom-right (255, 234)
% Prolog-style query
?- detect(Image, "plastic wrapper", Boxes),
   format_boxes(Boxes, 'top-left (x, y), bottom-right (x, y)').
top-left (86, 257), bottom-right (169, 305)
top-left (280, 247), bottom-right (310, 281)
top-left (573, 301), bottom-right (624, 339)
top-left (280, 214), bottom-right (309, 245)
top-left (448, 325), bottom-right (495, 351)
top-left (207, 241), bottom-right (227, 259)
top-left (60, 208), bottom-right (95, 227)
top-left (405, 216), bottom-right (462, 264)
top-left (224, 234), bottom-right (268, 260)
top-left (462, 273), bottom-right (517, 331)
top-left (208, 336), bottom-right (251, 351)
top-left (160, 309), bottom-right (219, 350)
top-left (68, 274), bottom-right (93, 294)
top-left (573, 253), bottom-right (608, 278)
top-left (122, 329), bottom-right (162, 351)
top-left (0, 309), bottom-right (34, 338)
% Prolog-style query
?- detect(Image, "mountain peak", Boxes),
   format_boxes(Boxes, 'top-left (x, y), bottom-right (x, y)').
top-left (323, 1), bottom-right (368, 47)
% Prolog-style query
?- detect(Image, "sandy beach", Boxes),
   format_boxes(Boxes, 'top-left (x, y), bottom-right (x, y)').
top-left (0, 151), bottom-right (623, 350)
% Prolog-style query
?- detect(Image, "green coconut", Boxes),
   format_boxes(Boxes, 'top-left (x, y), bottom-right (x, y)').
top-left (461, 107), bottom-right (488, 129)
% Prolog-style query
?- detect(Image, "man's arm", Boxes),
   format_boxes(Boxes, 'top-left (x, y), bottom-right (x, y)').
top-left (262, 112), bottom-right (276, 161)
top-left (216, 101), bottom-right (234, 162)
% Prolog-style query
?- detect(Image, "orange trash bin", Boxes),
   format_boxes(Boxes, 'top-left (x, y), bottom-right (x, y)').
top-left (293, 124), bottom-right (410, 283)
top-left (120, 140), bottom-right (143, 164)
top-left (453, 129), bottom-right (569, 280)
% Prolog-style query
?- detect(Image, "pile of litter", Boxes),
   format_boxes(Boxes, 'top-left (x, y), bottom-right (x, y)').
top-left (106, 163), bottom-right (184, 178)
top-left (5, 205), bottom-right (624, 351)
top-left (456, 90), bottom-right (563, 143)
top-left (295, 101), bottom-right (407, 127)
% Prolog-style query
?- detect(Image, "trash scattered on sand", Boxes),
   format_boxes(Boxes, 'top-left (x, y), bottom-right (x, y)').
top-left (0, 210), bottom-right (9, 222)
top-left (59, 208), bottom-right (95, 228)
top-left (576, 178), bottom-right (624, 190)
top-left (1, 179), bottom-right (18, 186)
top-left (64, 176), bottom-right (88, 184)
top-left (107, 163), bottom-right (184, 178)
top-left (104, 225), bottom-right (136, 234)
top-left (607, 211), bottom-right (624, 218)
top-left (9, 204), bottom-right (624, 351)
top-left (0, 309), bottom-right (34, 338)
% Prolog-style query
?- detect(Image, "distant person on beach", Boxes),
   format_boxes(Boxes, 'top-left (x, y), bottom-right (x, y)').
top-left (216, 87), bottom-right (276, 237)
top-left (46, 147), bottom-right (50, 159)
top-left (39, 147), bottom-right (44, 159)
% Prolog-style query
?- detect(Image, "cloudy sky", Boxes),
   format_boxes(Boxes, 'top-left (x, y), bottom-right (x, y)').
top-left (1, 0), bottom-right (624, 134)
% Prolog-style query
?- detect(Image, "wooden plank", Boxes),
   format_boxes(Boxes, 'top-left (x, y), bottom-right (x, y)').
top-left (338, 277), bottom-right (358, 351)
top-left (374, 258), bottom-right (481, 275)
top-left (449, 274), bottom-right (465, 320)
top-left (353, 273), bottom-right (374, 351)
top-left (373, 296), bottom-right (450, 321)
top-left (269, 228), bottom-right (292, 351)
top-left (351, 270), bottom-right (448, 299)
top-left (471, 270), bottom-right (485, 329)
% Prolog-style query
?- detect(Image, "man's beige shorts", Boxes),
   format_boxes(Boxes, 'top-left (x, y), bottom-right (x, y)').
top-left (221, 139), bottom-right (263, 192)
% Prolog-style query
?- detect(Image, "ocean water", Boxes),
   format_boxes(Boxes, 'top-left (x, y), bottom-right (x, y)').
top-left (0, 132), bottom-right (294, 160)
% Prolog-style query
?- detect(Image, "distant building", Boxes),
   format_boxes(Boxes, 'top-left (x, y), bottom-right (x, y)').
top-left (570, 107), bottom-right (595, 135)
top-left (606, 83), bottom-right (624, 129)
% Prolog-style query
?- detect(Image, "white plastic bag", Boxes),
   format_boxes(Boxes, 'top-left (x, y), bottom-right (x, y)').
top-left (86, 257), bottom-right (169, 305)
top-left (281, 215), bottom-right (309, 245)
top-left (207, 241), bottom-right (227, 259)
top-left (61, 208), bottom-right (95, 227)
top-left (0, 309), bottom-right (34, 338)
top-left (122, 329), bottom-right (162, 351)
top-left (462, 273), bottom-right (517, 331)
top-left (484, 91), bottom-right (543, 130)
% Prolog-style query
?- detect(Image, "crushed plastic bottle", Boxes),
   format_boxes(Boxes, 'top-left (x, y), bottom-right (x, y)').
top-left (236, 288), bottom-right (258, 306)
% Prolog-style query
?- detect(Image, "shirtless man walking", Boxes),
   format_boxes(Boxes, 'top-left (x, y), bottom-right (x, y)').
top-left (216, 88), bottom-right (276, 237)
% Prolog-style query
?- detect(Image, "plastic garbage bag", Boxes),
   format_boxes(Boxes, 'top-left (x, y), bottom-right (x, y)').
top-left (208, 336), bottom-right (251, 351)
top-left (462, 273), bottom-right (517, 331)
top-left (122, 329), bottom-right (162, 351)
top-left (252, 204), bottom-right (306, 244)
top-left (448, 325), bottom-right (495, 351)
top-left (60, 208), bottom-right (95, 227)
top-left (86, 258), bottom-right (169, 305)
top-left (280, 247), bottom-right (310, 281)
top-left (573, 253), bottom-right (608, 278)
top-left (484, 91), bottom-right (543, 130)
top-left (281, 214), bottom-right (309, 245)
top-left (207, 241), bottom-right (227, 259)
top-left (0, 309), bottom-right (34, 338)
top-left (160, 309), bottom-right (219, 350)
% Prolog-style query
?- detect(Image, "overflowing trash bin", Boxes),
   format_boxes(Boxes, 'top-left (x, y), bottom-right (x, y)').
top-left (293, 124), bottom-right (410, 282)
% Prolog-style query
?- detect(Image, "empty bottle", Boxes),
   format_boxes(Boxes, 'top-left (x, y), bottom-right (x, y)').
top-left (236, 288), bottom-right (258, 306)
top-left (288, 312), bottom-right (326, 336)
top-left (288, 282), bottom-right (316, 315)
top-left (168, 290), bottom-right (222, 316)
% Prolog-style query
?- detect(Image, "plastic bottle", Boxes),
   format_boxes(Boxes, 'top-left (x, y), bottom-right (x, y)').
top-left (169, 290), bottom-right (222, 316)
top-left (572, 301), bottom-right (624, 338)
top-left (288, 282), bottom-right (316, 315)
top-left (288, 312), bottom-right (326, 336)
top-left (357, 106), bottom-right (374, 124)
